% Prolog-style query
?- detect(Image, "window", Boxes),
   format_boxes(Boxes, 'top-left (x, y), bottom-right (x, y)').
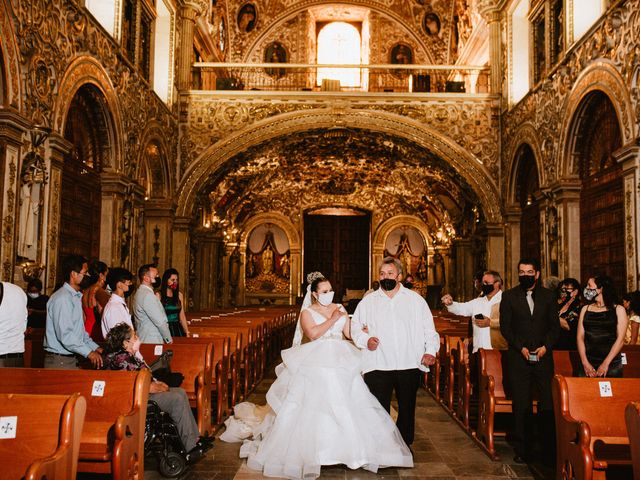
top-left (139, 6), bottom-right (153, 81)
top-left (510, 0), bottom-right (530, 104)
top-left (122, 0), bottom-right (136, 61)
top-left (153, 0), bottom-right (174, 103)
top-left (550, 0), bottom-right (563, 65)
top-left (317, 22), bottom-right (361, 88)
top-left (532, 10), bottom-right (546, 84)
top-left (85, 0), bottom-right (117, 36)
top-left (571, 0), bottom-right (604, 43)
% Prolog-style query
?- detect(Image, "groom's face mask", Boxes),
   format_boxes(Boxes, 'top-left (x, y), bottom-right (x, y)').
top-left (379, 263), bottom-right (400, 291)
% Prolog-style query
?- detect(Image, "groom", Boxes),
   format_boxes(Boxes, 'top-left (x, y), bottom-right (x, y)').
top-left (351, 257), bottom-right (440, 447)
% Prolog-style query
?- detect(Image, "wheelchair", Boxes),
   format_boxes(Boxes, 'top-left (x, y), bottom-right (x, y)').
top-left (144, 400), bottom-right (189, 478)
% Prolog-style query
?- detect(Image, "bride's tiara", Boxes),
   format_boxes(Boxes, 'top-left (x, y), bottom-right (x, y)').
top-left (306, 271), bottom-right (325, 283)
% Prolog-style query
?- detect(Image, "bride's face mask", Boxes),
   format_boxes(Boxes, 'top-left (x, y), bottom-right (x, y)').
top-left (314, 282), bottom-right (334, 306)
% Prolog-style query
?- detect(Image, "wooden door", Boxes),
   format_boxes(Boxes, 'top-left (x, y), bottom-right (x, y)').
top-left (303, 213), bottom-right (370, 299)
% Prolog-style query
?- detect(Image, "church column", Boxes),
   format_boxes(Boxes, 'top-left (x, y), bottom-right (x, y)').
top-left (616, 145), bottom-right (640, 292)
top-left (550, 180), bottom-right (581, 282)
top-left (479, 1), bottom-right (503, 95)
top-left (191, 229), bottom-right (222, 311)
top-left (503, 207), bottom-right (521, 287)
top-left (172, 216), bottom-right (192, 308)
top-left (144, 201), bottom-right (175, 271)
top-left (452, 238), bottom-right (474, 300)
top-left (0, 110), bottom-right (29, 282)
top-left (99, 173), bottom-right (131, 267)
top-left (43, 133), bottom-right (72, 293)
top-left (177, 1), bottom-right (204, 91)
top-left (486, 222), bottom-right (505, 279)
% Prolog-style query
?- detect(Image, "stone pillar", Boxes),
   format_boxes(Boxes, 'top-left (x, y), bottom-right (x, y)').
top-left (0, 110), bottom-right (29, 282)
top-left (616, 145), bottom-right (640, 292)
top-left (452, 238), bottom-right (474, 301)
top-left (44, 133), bottom-right (73, 293)
top-left (100, 172), bottom-right (131, 267)
top-left (177, 1), bottom-right (203, 91)
top-left (550, 180), bottom-right (581, 282)
top-left (486, 222), bottom-right (505, 279)
top-left (144, 200), bottom-right (175, 271)
top-left (503, 207), bottom-right (521, 288)
top-left (479, 2), bottom-right (502, 95)
top-left (191, 229), bottom-right (221, 311)
top-left (172, 216), bottom-right (191, 308)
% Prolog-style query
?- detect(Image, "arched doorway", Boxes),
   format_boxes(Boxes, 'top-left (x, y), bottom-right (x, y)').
top-left (574, 92), bottom-right (624, 290)
top-left (515, 144), bottom-right (541, 262)
top-left (59, 85), bottom-right (112, 275)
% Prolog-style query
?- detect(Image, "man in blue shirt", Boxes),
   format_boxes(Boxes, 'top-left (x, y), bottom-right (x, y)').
top-left (44, 254), bottom-right (103, 369)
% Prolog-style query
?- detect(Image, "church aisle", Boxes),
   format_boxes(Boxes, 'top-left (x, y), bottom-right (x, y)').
top-left (145, 368), bottom-right (546, 480)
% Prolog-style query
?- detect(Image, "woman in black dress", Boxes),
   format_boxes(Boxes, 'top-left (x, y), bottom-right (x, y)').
top-left (577, 275), bottom-right (628, 377)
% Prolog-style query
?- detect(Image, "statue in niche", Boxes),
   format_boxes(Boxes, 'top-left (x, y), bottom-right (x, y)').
top-left (230, 246), bottom-right (241, 286)
top-left (416, 255), bottom-right (428, 281)
top-left (280, 254), bottom-right (290, 279)
top-left (237, 3), bottom-right (256, 33)
top-left (262, 244), bottom-right (274, 273)
top-left (433, 252), bottom-right (445, 286)
top-left (247, 253), bottom-right (255, 277)
top-left (17, 176), bottom-right (41, 260)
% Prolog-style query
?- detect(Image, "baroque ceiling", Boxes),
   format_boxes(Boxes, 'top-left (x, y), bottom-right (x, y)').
top-left (198, 128), bottom-right (484, 237)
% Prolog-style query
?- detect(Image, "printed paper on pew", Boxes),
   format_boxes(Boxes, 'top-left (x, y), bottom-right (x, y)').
top-left (192, 333), bottom-right (199, 338)
top-left (0, 416), bottom-right (17, 439)
top-left (598, 381), bottom-right (612, 397)
top-left (92, 380), bottom-right (106, 397)
top-left (154, 345), bottom-right (163, 355)
top-left (621, 353), bottom-right (627, 365)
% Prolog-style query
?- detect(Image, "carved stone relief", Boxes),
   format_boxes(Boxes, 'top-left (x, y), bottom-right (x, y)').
top-left (503, 0), bottom-right (640, 191)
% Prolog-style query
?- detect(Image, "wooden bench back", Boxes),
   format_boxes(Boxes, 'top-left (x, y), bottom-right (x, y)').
top-left (479, 348), bottom-right (509, 398)
top-left (139, 343), bottom-right (213, 392)
top-left (626, 402), bottom-right (640, 480)
top-left (0, 393), bottom-right (86, 480)
top-left (0, 368), bottom-right (148, 439)
top-left (553, 350), bottom-right (583, 377)
top-left (554, 375), bottom-right (640, 439)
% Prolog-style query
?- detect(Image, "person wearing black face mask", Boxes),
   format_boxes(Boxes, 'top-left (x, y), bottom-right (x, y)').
top-left (441, 270), bottom-right (503, 353)
top-left (351, 257), bottom-right (440, 449)
top-left (101, 267), bottom-right (135, 339)
top-left (499, 258), bottom-right (559, 464)
top-left (132, 264), bottom-right (173, 345)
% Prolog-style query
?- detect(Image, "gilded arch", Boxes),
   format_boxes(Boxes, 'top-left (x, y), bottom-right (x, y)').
top-left (372, 214), bottom-right (430, 256)
top-left (176, 109), bottom-right (501, 224)
top-left (558, 61), bottom-right (635, 179)
top-left (0, 0), bottom-right (21, 109)
top-left (504, 124), bottom-right (544, 205)
top-left (53, 57), bottom-right (124, 172)
top-left (138, 123), bottom-right (174, 200)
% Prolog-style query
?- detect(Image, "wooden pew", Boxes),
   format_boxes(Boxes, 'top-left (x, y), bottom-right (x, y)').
top-left (554, 348), bottom-right (640, 378)
top-left (476, 348), bottom-right (527, 459)
top-left (139, 342), bottom-right (213, 437)
top-left (553, 375), bottom-right (638, 480)
top-left (0, 393), bottom-right (86, 480)
top-left (454, 338), bottom-right (472, 430)
top-left (0, 368), bottom-right (150, 479)
top-left (443, 335), bottom-right (464, 411)
top-left (23, 327), bottom-right (45, 368)
top-left (626, 402), bottom-right (640, 480)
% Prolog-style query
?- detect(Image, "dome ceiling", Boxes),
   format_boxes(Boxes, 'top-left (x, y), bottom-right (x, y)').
top-left (199, 128), bottom-right (483, 236)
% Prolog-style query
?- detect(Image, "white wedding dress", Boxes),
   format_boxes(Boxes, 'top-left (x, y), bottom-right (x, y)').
top-left (239, 306), bottom-right (413, 479)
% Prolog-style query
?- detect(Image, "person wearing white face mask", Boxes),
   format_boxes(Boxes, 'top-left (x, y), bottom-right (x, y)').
top-left (239, 276), bottom-right (413, 479)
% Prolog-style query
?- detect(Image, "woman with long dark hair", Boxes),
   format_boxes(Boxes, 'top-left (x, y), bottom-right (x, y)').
top-left (81, 259), bottom-right (110, 342)
top-left (577, 275), bottom-right (628, 377)
top-left (555, 278), bottom-right (582, 350)
top-left (156, 268), bottom-right (189, 337)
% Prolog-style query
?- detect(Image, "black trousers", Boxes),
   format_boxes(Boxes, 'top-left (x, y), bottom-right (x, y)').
top-left (363, 368), bottom-right (421, 445)
top-left (507, 349), bottom-right (555, 458)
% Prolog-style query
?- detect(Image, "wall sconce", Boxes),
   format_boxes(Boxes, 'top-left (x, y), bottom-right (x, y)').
top-left (22, 125), bottom-right (51, 185)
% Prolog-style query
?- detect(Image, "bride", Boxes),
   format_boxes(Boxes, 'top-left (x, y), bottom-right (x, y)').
top-left (239, 274), bottom-right (414, 479)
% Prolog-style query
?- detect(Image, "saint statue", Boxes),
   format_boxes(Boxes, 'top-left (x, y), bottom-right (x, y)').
top-left (18, 177), bottom-right (41, 260)
top-left (280, 254), bottom-right (290, 278)
top-left (262, 244), bottom-right (274, 273)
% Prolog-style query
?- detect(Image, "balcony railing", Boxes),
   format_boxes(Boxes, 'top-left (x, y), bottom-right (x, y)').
top-left (192, 62), bottom-right (490, 94)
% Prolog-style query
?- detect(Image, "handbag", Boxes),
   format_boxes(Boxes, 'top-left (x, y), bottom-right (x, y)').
top-left (148, 350), bottom-right (184, 388)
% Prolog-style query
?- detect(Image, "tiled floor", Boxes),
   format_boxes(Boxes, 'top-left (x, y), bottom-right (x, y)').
top-left (142, 366), bottom-right (552, 480)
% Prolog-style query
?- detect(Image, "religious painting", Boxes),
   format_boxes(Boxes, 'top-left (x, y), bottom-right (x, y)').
top-left (423, 13), bottom-right (441, 36)
top-left (237, 3), bottom-right (256, 33)
top-left (384, 227), bottom-right (428, 297)
top-left (390, 43), bottom-right (413, 65)
top-left (532, 11), bottom-right (545, 83)
top-left (246, 224), bottom-right (290, 293)
top-left (264, 42), bottom-right (287, 78)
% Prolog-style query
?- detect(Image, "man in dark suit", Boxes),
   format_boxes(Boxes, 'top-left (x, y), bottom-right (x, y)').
top-left (500, 258), bottom-right (559, 463)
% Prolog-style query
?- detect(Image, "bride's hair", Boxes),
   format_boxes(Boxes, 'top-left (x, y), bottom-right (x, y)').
top-left (310, 276), bottom-right (328, 302)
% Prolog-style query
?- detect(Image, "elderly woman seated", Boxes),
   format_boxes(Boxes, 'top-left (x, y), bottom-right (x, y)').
top-left (102, 322), bottom-right (211, 461)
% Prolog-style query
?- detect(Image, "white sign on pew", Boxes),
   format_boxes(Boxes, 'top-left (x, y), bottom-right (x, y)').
top-left (0, 416), bottom-right (17, 439)
top-left (92, 380), bottom-right (106, 397)
top-left (154, 345), bottom-right (163, 355)
top-left (598, 381), bottom-right (612, 397)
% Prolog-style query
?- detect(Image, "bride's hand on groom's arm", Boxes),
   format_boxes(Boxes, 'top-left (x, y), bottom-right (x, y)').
top-left (421, 354), bottom-right (436, 366)
top-left (367, 337), bottom-right (379, 350)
